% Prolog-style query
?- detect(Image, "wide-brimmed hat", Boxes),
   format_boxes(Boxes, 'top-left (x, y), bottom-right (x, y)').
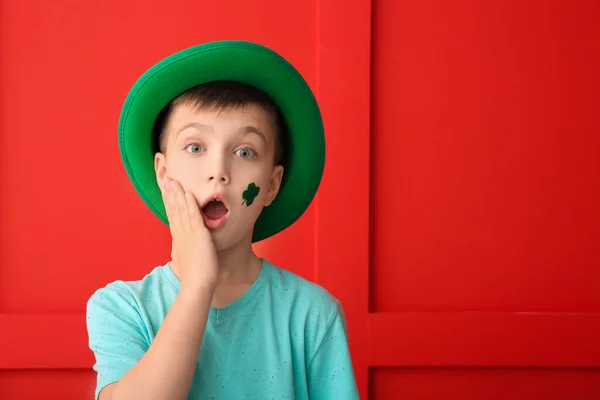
top-left (118, 40), bottom-right (325, 242)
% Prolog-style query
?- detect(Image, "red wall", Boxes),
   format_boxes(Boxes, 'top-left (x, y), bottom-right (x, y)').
top-left (1, 0), bottom-right (599, 398)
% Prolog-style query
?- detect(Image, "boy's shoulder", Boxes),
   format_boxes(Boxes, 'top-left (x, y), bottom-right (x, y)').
top-left (269, 262), bottom-right (340, 304)
top-left (266, 260), bottom-right (346, 322)
top-left (86, 264), bottom-right (174, 313)
top-left (265, 262), bottom-right (350, 359)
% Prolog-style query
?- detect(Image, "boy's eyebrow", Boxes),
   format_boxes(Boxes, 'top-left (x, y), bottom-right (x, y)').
top-left (238, 126), bottom-right (266, 143)
top-left (176, 122), bottom-right (212, 136)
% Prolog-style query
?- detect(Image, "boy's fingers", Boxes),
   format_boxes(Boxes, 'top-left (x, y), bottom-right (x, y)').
top-left (170, 179), bottom-right (191, 232)
top-left (185, 191), bottom-right (202, 231)
top-left (160, 177), bottom-right (172, 217)
top-left (163, 177), bottom-right (181, 231)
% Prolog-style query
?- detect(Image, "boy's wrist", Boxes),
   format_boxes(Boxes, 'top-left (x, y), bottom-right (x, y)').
top-left (179, 282), bottom-right (215, 304)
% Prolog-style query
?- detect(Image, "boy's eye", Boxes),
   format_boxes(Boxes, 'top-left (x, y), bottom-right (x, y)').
top-left (185, 143), bottom-right (204, 153)
top-left (235, 148), bottom-right (256, 159)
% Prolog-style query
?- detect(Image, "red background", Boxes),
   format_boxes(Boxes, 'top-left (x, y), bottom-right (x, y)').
top-left (1, 0), bottom-right (599, 398)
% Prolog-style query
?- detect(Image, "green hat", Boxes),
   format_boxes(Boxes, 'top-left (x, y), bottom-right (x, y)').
top-left (118, 40), bottom-right (325, 242)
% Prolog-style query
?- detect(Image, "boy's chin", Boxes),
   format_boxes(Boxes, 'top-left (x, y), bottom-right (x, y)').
top-left (210, 227), bottom-right (253, 253)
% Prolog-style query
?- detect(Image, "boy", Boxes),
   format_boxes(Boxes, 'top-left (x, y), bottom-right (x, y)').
top-left (86, 40), bottom-right (359, 399)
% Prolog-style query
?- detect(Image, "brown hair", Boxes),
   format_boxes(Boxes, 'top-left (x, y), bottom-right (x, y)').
top-left (153, 81), bottom-right (287, 165)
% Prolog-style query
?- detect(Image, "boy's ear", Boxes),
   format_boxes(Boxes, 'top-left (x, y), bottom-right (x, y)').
top-left (154, 152), bottom-right (167, 188)
top-left (264, 165), bottom-right (284, 207)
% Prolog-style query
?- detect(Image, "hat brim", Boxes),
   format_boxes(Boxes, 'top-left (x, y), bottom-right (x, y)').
top-left (118, 41), bottom-right (325, 242)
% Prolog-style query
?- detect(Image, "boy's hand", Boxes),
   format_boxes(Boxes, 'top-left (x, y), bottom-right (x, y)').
top-left (160, 177), bottom-right (219, 293)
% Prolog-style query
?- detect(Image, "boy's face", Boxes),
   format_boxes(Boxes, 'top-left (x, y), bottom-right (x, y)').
top-left (154, 102), bottom-right (284, 251)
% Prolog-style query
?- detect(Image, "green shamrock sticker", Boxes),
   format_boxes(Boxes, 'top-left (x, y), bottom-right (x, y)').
top-left (242, 182), bottom-right (260, 206)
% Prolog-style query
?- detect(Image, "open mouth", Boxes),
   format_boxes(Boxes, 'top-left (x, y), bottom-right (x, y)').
top-left (200, 195), bottom-right (230, 229)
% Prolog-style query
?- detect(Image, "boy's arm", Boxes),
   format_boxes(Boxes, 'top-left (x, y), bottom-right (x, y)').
top-left (89, 178), bottom-right (218, 400)
top-left (307, 303), bottom-right (360, 399)
top-left (86, 283), bottom-right (213, 400)
top-left (105, 286), bottom-right (212, 400)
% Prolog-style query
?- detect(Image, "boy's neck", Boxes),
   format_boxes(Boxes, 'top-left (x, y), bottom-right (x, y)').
top-left (210, 236), bottom-right (263, 309)
top-left (215, 236), bottom-right (262, 285)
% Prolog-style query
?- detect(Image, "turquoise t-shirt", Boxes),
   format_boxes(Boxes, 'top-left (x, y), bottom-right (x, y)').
top-left (86, 259), bottom-right (359, 399)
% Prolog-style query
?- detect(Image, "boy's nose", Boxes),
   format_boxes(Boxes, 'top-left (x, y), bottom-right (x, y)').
top-left (208, 174), bottom-right (229, 184)
top-left (206, 152), bottom-right (230, 184)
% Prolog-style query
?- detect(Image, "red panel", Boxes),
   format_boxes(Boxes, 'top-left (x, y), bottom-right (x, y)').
top-left (315, 0), bottom-right (372, 397)
top-left (0, 315), bottom-right (91, 369)
top-left (0, 369), bottom-right (96, 400)
top-left (365, 1), bottom-right (600, 397)
top-left (370, 367), bottom-right (600, 399)
top-left (371, 0), bottom-right (600, 313)
top-left (367, 313), bottom-right (600, 367)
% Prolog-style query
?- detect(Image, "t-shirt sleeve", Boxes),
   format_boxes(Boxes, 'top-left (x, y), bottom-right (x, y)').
top-left (86, 285), bottom-right (149, 400)
top-left (307, 302), bottom-right (360, 399)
